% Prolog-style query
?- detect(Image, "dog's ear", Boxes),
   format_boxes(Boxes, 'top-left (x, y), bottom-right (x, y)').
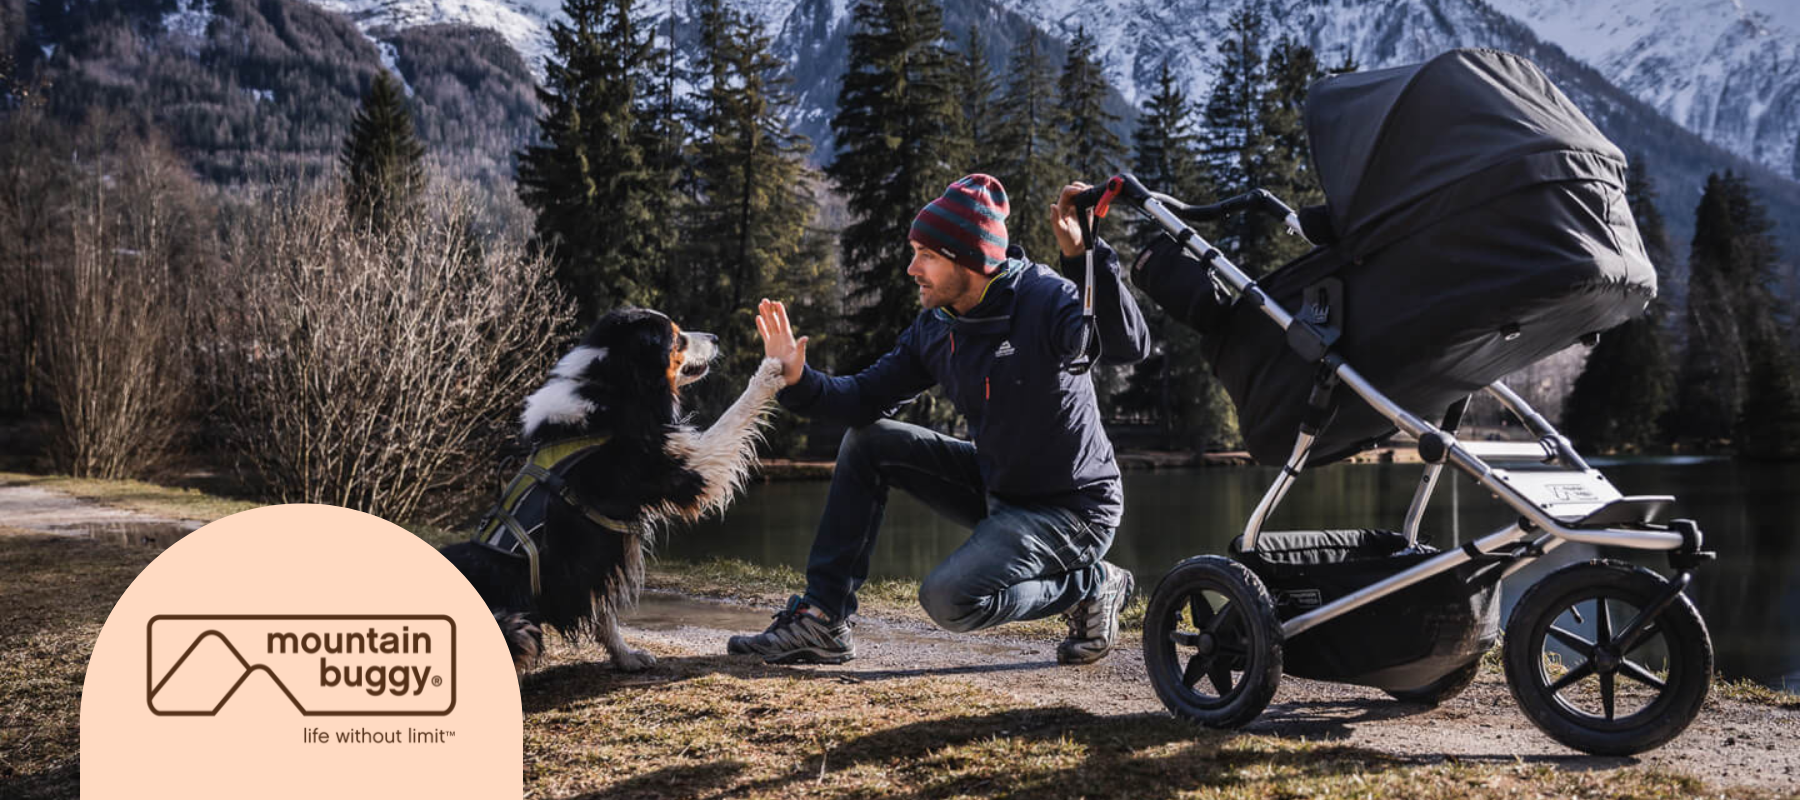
top-left (564, 309), bottom-right (679, 436)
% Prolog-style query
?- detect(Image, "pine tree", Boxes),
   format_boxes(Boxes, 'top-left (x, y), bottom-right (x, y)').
top-left (515, 0), bottom-right (672, 318)
top-left (1117, 60), bottom-right (1236, 451)
top-left (1737, 330), bottom-right (1800, 459)
top-left (827, 0), bottom-right (962, 372)
top-left (687, 0), bottom-right (815, 356)
top-left (1257, 35), bottom-right (1325, 266)
top-left (1199, 1), bottom-right (1271, 272)
top-left (1674, 171), bottom-right (1795, 452)
top-left (1674, 174), bottom-right (1745, 446)
top-left (340, 70), bottom-right (425, 231)
top-left (1058, 25), bottom-right (1122, 183)
top-left (1562, 158), bottom-right (1675, 453)
top-left (992, 30), bottom-right (1068, 262)
top-left (952, 25), bottom-right (1000, 176)
top-left (679, 0), bottom-right (820, 443)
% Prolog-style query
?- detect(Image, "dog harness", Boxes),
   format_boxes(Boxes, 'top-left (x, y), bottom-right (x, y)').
top-left (472, 436), bottom-right (638, 597)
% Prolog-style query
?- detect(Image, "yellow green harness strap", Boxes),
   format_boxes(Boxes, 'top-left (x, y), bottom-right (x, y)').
top-left (473, 435), bottom-right (637, 598)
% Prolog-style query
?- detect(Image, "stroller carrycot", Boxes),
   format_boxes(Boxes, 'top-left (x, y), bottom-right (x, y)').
top-left (1136, 49), bottom-right (1658, 465)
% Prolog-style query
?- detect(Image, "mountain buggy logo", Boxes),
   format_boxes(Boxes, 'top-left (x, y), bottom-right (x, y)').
top-left (147, 615), bottom-right (456, 716)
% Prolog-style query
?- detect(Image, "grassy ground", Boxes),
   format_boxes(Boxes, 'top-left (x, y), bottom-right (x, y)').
top-left (4, 475), bottom-right (1798, 799)
top-left (3, 530), bottom-right (1780, 800)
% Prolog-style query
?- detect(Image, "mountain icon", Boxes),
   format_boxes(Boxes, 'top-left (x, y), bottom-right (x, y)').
top-left (148, 631), bottom-right (262, 715)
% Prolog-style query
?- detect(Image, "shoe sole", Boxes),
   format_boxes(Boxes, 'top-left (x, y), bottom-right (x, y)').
top-left (727, 638), bottom-right (854, 665)
top-left (762, 647), bottom-right (855, 665)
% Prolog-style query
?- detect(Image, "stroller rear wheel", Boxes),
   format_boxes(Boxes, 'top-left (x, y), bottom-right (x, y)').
top-left (1504, 560), bottom-right (1712, 756)
top-left (1144, 555), bottom-right (1284, 728)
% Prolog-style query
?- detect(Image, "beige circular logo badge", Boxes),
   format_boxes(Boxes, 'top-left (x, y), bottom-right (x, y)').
top-left (81, 504), bottom-right (521, 798)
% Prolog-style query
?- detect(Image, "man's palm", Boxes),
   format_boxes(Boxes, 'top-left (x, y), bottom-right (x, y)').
top-left (757, 298), bottom-right (808, 386)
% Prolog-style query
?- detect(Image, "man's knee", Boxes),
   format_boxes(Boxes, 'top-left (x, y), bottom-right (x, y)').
top-left (918, 569), bottom-right (983, 633)
top-left (837, 419), bottom-right (907, 466)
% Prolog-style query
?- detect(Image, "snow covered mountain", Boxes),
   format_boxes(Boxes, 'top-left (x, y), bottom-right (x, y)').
top-left (1484, 0), bottom-right (1800, 181)
top-left (299, 0), bottom-right (1800, 182)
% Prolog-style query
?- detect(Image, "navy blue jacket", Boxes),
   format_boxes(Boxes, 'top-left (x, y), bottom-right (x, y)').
top-left (778, 241), bottom-right (1149, 527)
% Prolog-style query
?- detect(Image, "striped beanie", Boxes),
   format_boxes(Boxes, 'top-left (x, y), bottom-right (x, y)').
top-left (909, 174), bottom-right (1010, 275)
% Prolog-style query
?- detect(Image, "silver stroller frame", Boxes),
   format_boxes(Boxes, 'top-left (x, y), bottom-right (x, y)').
top-left (1127, 192), bottom-right (1707, 640)
top-left (1099, 174), bottom-right (1718, 756)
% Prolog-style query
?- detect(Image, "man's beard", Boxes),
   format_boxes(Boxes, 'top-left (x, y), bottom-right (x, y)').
top-left (918, 268), bottom-right (970, 310)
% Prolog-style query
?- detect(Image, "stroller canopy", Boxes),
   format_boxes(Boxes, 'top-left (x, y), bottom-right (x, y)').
top-left (1136, 48), bottom-right (1658, 466)
top-left (1305, 49), bottom-right (1627, 254)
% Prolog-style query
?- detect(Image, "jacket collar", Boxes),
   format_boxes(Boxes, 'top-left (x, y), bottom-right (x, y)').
top-left (934, 259), bottom-right (1022, 334)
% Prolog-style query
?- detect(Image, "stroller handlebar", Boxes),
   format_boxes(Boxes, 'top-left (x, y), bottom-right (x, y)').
top-left (1075, 175), bottom-right (1313, 241)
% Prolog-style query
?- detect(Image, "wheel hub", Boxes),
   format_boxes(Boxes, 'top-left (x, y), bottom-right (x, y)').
top-left (1592, 647), bottom-right (1621, 674)
top-left (1196, 632), bottom-right (1216, 655)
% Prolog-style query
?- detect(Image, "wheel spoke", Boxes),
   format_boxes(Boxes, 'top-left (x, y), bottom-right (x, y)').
top-left (1621, 622), bottom-right (1660, 655)
top-left (1170, 631), bottom-right (1200, 647)
top-left (1546, 659), bottom-right (1596, 694)
top-left (1208, 663), bottom-right (1235, 696)
top-left (1181, 653), bottom-right (1209, 689)
top-left (1205, 601), bottom-right (1240, 636)
top-left (1546, 625), bottom-right (1596, 658)
top-left (1600, 672), bottom-right (1616, 721)
top-left (1595, 597), bottom-right (1614, 647)
top-left (1617, 658), bottom-right (1667, 690)
top-left (1188, 594), bottom-right (1213, 631)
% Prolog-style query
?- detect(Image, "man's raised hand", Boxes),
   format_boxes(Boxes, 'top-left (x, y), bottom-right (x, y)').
top-left (1051, 182), bottom-right (1094, 258)
top-left (755, 298), bottom-right (808, 386)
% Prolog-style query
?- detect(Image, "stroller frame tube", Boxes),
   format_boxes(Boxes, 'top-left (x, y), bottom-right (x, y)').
top-left (1131, 192), bottom-right (1691, 640)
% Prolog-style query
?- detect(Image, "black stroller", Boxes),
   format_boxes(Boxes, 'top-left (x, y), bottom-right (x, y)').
top-left (1070, 49), bottom-right (1715, 756)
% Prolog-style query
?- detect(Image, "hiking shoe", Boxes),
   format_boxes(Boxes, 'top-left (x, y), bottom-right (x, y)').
top-left (1057, 562), bottom-right (1134, 665)
top-left (726, 595), bottom-right (855, 664)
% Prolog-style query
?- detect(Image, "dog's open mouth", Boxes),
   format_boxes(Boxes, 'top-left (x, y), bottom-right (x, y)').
top-left (680, 360), bottom-right (710, 379)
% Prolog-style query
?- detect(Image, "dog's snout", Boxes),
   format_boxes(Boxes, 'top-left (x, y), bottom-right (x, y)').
top-left (683, 331), bottom-right (720, 361)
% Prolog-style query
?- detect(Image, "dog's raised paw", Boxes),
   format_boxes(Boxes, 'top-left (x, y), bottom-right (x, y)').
top-left (613, 649), bottom-right (657, 672)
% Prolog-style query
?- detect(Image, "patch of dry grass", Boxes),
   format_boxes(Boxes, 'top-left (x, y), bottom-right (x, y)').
top-left (1714, 677), bottom-right (1800, 710)
top-left (0, 529), bottom-right (158, 799)
top-left (521, 636), bottom-right (1772, 800)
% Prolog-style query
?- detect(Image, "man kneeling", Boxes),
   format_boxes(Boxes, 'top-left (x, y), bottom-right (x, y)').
top-left (727, 174), bottom-right (1149, 665)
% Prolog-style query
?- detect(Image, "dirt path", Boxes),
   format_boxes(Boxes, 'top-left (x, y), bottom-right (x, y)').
top-left (624, 592), bottom-right (1800, 792)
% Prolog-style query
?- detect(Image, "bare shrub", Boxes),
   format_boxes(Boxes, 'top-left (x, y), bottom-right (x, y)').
top-left (208, 179), bottom-right (575, 524)
top-left (33, 121), bottom-right (212, 479)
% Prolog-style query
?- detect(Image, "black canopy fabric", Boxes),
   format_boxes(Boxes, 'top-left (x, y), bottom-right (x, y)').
top-left (1306, 49), bottom-right (1629, 258)
top-left (1133, 49), bottom-right (1657, 466)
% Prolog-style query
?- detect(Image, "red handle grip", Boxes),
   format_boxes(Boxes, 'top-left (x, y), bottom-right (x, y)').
top-left (1095, 176), bottom-right (1124, 219)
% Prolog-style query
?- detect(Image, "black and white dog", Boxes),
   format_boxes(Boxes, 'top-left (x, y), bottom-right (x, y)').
top-left (440, 308), bottom-right (785, 673)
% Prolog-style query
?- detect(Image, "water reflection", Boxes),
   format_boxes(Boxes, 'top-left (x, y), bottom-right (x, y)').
top-left (669, 458), bottom-right (1800, 691)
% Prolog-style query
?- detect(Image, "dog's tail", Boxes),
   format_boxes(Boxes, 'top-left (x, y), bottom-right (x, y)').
top-left (495, 611), bottom-right (544, 678)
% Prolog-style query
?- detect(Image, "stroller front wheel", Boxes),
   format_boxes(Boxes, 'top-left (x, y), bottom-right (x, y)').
top-left (1503, 559), bottom-right (1712, 756)
top-left (1143, 555), bottom-right (1284, 728)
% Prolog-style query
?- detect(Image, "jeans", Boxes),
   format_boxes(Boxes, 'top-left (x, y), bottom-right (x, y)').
top-left (802, 419), bottom-right (1116, 630)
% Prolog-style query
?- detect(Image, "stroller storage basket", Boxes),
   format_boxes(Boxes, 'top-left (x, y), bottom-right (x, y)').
top-left (1230, 530), bottom-right (1501, 692)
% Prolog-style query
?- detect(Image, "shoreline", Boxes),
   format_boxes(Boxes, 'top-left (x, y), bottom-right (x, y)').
top-left (757, 445), bottom-right (1428, 480)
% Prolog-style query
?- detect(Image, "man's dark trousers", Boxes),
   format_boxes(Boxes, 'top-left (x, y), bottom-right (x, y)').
top-left (802, 419), bottom-right (1115, 629)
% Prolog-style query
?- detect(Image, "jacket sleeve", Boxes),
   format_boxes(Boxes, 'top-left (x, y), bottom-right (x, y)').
top-left (1053, 238), bottom-right (1151, 365)
top-left (774, 323), bottom-right (935, 427)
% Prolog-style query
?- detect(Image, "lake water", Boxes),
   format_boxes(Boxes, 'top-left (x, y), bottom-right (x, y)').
top-left (667, 457), bottom-right (1800, 691)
